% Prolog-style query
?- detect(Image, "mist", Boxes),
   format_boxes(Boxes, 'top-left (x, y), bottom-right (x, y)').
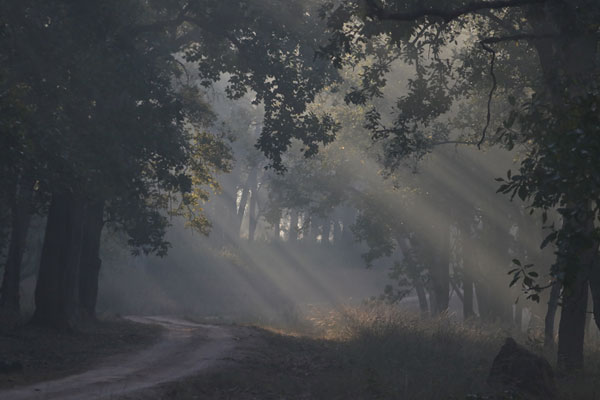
top-left (1, 1), bottom-right (599, 399)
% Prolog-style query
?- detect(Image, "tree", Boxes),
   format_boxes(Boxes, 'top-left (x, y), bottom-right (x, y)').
top-left (0, 0), bottom-right (231, 328)
top-left (297, 0), bottom-right (600, 371)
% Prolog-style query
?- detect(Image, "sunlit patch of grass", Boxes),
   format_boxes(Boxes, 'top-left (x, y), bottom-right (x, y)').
top-left (149, 303), bottom-right (600, 399)
top-left (300, 302), bottom-right (506, 399)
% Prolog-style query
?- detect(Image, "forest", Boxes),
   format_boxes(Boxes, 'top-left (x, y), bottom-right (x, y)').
top-left (0, 0), bottom-right (599, 399)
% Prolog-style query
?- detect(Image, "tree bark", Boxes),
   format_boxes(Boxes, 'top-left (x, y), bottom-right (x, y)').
top-left (0, 177), bottom-right (33, 318)
top-left (527, 8), bottom-right (599, 368)
top-left (431, 223), bottom-right (450, 314)
top-left (514, 298), bottom-right (523, 331)
top-left (288, 210), bottom-right (299, 242)
top-left (589, 256), bottom-right (600, 332)
top-left (247, 188), bottom-right (258, 242)
top-left (462, 232), bottom-right (475, 320)
top-left (556, 202), bottom-right (597, 371)
top-left (474, 280), bottom-right (490, 320)
top-left (78, 200), bottom-right (104, 320)
top-left (463, 271), bottom-right (474, 321)
top-left (398, 236), bottom-right (429, 316)
top-left (544, 280), bottom-right (561, 350)
top-left (237, 167), bottom-right (258, 236)
top-left (557, 273), bottom-right (589, 371)
top-left (31, 192), bottom-right (86, 330)
top-left (321, 219), bottom-right (331, 246)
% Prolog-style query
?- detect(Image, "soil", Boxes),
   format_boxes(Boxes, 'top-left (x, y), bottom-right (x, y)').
top-left (0, 316), bottom-right (246, 400)
top-left (0, 316), bottom-right (162, 390)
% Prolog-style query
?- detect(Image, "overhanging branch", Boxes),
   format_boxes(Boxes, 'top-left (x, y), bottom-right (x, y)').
top-left (481, 32), bottom-right (556, 43)
top-left (366, 0), bottom-right (547, 23)
top-left (129, 3), bottom-right (191, 37)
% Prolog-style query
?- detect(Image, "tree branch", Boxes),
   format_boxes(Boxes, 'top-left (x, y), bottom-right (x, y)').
top-left (481, 32), bottom-right (556, 44)
top-left (129, 3), bottom-right (191, 37)
top-left (432, 140), bottom-right (479, 146)
top-left (479, 41), bottom-right (497, 149)
top-left (366, 0), bottom-right (546, 23)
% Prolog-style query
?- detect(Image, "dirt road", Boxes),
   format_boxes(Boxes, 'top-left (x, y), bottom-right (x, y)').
top-left (0, 316), bottom-right (240, 400)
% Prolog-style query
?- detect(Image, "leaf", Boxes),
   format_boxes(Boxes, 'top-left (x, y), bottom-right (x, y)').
top-left (512, 259), bottom-right (522, 266)
top-left (528, 271), bottom-right (539, 277)
top-left (509, 274), bottom-right (520, 287)
top-left (541, 231), bottom-right (558, 249)
top-left (518, 185), bottom-right (528, 201)
top-left (529, 294), bottom-right (540, 302)
top-left (497, 184), bottom-right (510, 193)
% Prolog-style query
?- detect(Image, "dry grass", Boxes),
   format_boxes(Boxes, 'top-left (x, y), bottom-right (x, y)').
top-left (140, 303), bottom-right (600, 399)
top-left (3, 304), bottom-right (598, 399)
top-left (128, 304), bottom-right (519, 399)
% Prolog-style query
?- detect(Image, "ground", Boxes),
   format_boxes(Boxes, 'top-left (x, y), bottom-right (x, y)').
top-left (0, 315), bottom-right (161, 390)
top-left (0, 308), bottom-right (599, 399)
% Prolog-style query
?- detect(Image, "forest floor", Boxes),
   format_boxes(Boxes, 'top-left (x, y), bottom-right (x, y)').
top-left (0, 308), bottom-right (599, 399)
top-left (0, 316), bottom-right (246, 400)
top-left (0, 315), bottom-right (162, 390)
top-left (123, 306), bottom-right (600, 400)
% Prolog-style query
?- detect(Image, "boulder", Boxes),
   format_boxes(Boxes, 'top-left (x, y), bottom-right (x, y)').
top-left (488, 337), bottom-right (556, 399)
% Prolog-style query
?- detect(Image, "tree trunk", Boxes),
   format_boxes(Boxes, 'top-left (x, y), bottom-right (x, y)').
top-left (584, 285), bottom-right (593, 339)
top-left (332, 220), bottom-right (341, 246)
top-left (588, 254), bottom-right (600, 331)
top-left (556, 200), bottom-right (598, 371)
top-left (288, 210), bottom-right (299, 242)
top-left (32, 192), bottom-right (86, 330)
top-left (544, 280), bottom-right (561, 350)
top-left (414, 280), bottom-right (429, 316)
top-left (463, 272), bottom-right (474, 321)
top-left (309, 216), bottom-right (319, 243)
top-left (247, 188), bottom-right (258, 242)
top-left (514, 299), bottom-right (523, 332)
top-left (431, 223), bottom-right (450, 314)
top-left (321, 219), bottom-right (331, 246)
top-left (462, 233), bottom-right (475, 321)
top-left (528, 7), bottom-right (599, 369)
top-left (237, 167), bottom-right (258, 236)
top-left (475, 278), bottom-right (498, 322)
top-left (0, 177), bottom-right (33, 318)
top-left (557, 273), bottom-right (589, 371)
top-left (78, 200), bottom-right (104, 320)
top-left (398, 236), bottom-right (429, 316)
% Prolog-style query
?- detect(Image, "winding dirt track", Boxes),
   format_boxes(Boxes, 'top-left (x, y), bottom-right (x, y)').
top-left (0, 316), bottom-right (239, 400)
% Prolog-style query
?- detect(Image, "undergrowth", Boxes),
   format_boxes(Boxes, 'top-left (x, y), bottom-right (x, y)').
top-left (140, 302), bottom-right (600, 399)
